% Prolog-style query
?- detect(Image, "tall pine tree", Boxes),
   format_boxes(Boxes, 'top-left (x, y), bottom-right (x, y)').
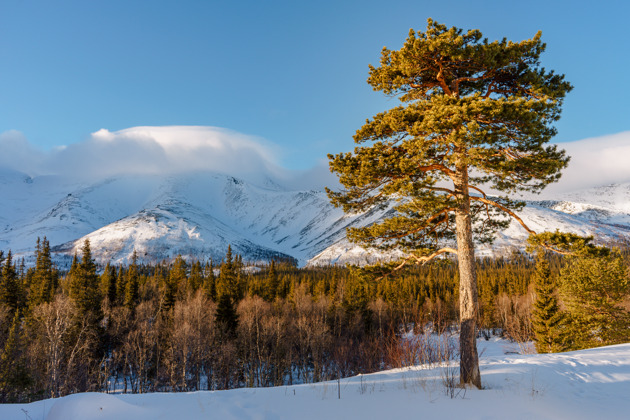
top-left (327, 20), bottom-right (571, 387)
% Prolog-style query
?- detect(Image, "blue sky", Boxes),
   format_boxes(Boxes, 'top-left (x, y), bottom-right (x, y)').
top-left (1, 0), bottom-right (629, 170)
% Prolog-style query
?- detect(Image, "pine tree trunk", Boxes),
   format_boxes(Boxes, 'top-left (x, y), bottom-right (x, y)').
top-left (454, 163), bottom-right (482, 389)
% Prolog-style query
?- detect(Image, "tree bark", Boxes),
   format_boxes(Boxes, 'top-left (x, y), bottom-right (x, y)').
top-left (454, 162), bottom-right (482, 389)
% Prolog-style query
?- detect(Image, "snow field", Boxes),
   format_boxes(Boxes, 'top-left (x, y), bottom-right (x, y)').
top-left (3, 339), bottom-right (629, 420)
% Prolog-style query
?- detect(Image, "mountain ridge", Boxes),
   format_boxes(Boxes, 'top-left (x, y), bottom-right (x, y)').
top-left (2, 169), bottom-right (630, 267)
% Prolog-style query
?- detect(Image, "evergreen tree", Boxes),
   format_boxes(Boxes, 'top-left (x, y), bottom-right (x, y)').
top-left (327, 20), bottom-right (571, 387)
top-left (264, 260), bottom-right (279, 301)
top-left (116, 265), bottom-right (127, 306)
top-left (189, 260), bottom-right (204, 293)
top-left (0, 251), bottom-right (21, 316)
top-left (532, 256), bottom-right (564, 353)
top-left (215, 292), bottom-right (238, 337)
top-left (124, 251), bottom-right (140, 309)
top-left (559, 248), bottom-right (630, 349)
top-left (68, 240), bottom-right (102, 323)
top-left (214, 247), bottom-right (242, 336)
top-left (100, 263), bottom-right (117, 307)
top-left (216, 246), bottom-right (241, 301)
top-left (170, 255), bottom-right (188, 297)
top-left (0, 311), bottom-right (31, 402)
top-left (29, 237), bottom-right (59, 309)
top-left (203, 260), bottom-right (217, 301)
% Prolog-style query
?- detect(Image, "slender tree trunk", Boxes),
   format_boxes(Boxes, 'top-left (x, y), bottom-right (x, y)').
top-left (454, 162), bottom-right (482, 389)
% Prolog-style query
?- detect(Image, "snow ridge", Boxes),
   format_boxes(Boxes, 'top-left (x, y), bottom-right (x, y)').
top-left (2, 169), bottom-right (630, 266)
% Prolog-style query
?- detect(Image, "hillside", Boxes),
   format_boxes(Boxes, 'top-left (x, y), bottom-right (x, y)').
top-left (2, 167), bottom-right (630, 267)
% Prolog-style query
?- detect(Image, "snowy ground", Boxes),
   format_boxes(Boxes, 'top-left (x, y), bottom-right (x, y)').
top-left (2, 339), bottom-right (629, 420)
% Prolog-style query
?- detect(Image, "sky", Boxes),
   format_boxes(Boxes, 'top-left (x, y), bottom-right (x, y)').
top-left (1, 0), bottom-right (629, 178)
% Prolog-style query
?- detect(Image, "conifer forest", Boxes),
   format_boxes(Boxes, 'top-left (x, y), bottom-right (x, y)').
top-left (1, 237), bottom-right (629, 403)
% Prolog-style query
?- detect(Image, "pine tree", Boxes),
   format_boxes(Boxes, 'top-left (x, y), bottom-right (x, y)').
top-left (327, 20), bottom-right (571, 387)
top-left (532, 256), bottom-right (564, 353)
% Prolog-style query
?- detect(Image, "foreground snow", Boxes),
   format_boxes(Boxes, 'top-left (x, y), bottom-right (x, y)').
top-left (2, 339), bottom-right (629, 420)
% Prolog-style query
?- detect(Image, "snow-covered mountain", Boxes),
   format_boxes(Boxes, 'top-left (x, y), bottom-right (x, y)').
top-left (2, 166), bottom-right (630, 267)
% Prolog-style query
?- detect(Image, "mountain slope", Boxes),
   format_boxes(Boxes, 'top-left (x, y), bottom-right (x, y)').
top-left (2, 169), bottom-right (630, 266)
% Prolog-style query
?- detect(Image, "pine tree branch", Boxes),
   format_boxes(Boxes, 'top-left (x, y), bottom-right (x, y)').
top-left (376, 247), bottom-right (458, 280)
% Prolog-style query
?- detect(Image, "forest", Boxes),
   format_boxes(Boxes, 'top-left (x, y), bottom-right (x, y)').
top-left (0, 237), bottom-right (629, 403)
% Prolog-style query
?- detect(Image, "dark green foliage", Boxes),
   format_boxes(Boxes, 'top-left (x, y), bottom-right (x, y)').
top-left (327, 20), bottom-right (571, 388)
top-left (263, 260), bottom-right (279, 301)
top-left (100, 263), bottom-right (117, 307)
top-left (203, 260), bottom-right (217, 300)
top-left (532, 256), bottom-right (565, 353)
top-left (124, 251), bottom-right (140, 309)
top-left (328, 20), bottom-right (572, 256)
top-left (4, 235), bottom-right (630, 402)
top-left (215, 293), bottom-right (238, 337)
top-left (559, 248), bottom-right (630, 350)
top-left (189, 260), bottom-right (204, 293)
top-left (216, 246), bottom-right (242, 301)
top-left (67, 240), bottom-right (102, 322)
top-left (0, 251), bottom-right (21, 316)
top-left (29, 237), bottom-right (59, 309)
top-left (116, 265), bottom-right (127, 306)
top-left (0, 311), bottom-right (31, 402)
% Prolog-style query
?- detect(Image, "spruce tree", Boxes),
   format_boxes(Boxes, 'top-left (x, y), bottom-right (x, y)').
top-left (0, 251), bottom-right (20, 316)
top-left (264, 260), bottom-right (279, 301)
top-left (124, 251), bottom-right (140, 309)
top-left (100, 263), bottom-right (117, 307)
top-left (215, 247), bottom-right (241, 336)
top-left (189, 260), bottom-right (204, 293)
top-left (29, 237), bottom-right (59, 309)
top-left (532, 256), bottom-right (564, 353)
top-left (116, 265), bottom-right (127, 306)
top-left (203, 260), bottom-right (217, 301)
top-left (327, 20), bottom-right (571, 387)
top-left (216, 246), bottom-right (241, 301)
top-left (559, 248), bottom-right (630, 349)
top-left (68, 240), bottom-right (102, 323)
top-left (0, 311), bottom-right (31, 402)
top-left (215, 292), bottom-right (238, 337)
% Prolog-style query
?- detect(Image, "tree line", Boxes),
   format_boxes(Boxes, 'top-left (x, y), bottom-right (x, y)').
top-left (0, 237), bottom-right (629, 402)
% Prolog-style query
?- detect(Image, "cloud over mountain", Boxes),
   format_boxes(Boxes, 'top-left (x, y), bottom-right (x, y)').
top-left (553, 131), bottom-right (630, 193)
top-left (2, 126), bottom-right (630, 195)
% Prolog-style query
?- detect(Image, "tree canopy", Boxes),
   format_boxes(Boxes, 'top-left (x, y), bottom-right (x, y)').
top-left (328, 19), bottom-right (572, 387)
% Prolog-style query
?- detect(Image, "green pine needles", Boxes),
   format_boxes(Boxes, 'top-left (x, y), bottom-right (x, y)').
top-left (328, 19), bottom-right (572, 387)
top-left (532, 256), bottom-right (564, 353)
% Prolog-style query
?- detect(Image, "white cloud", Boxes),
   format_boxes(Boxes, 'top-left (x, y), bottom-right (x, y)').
top-left (0, 130), bottom-right (45, 174)
top-left (60, 126), bottom-right (286, 180)
top-left (541, 131), bottom-right (630, 197)
top-left (0, 126), bottom-right (339, 190)
top-left (3, 126), bottom-right (628, 195)
top-left (0, 126), bottom-right (283, 180)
